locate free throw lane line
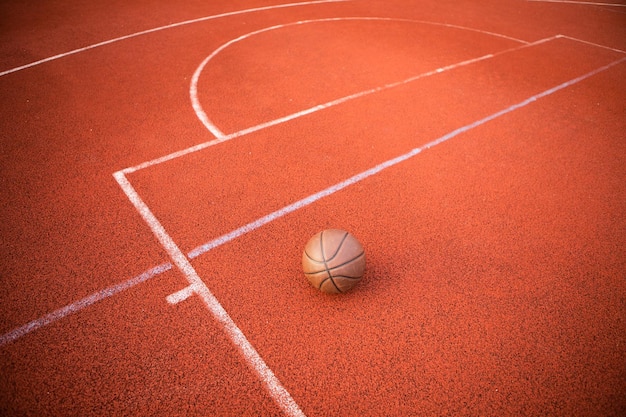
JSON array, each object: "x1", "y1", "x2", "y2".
[
  {"x1": 189, "y1": 16, "x2": 529, "y2": 140},
  {"x1": 125, "y1": 32, "x2": 545, "y2": 175},
  {"x1": 113, "y1": 171, "x2": 306, "y2": 417}
]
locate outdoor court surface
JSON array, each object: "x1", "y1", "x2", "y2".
[{"x1": 1, "y1": 0, "x2": 625, "y2": 415}]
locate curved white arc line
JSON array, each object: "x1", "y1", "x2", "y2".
[
  {"x1": 0, "y1": 0, "x2": 350, "y2": 77},
  {"x1": 189, "y1": 20, "x2": 311, "y2": 138},
  {"x1": 190, "y1": 55, "x2": 227, "y2": 139},
  {"x1": 191, "y1": 16, "x2": 530, "y2": 137}
]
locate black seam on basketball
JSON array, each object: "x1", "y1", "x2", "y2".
[
  {"x1": 329, "y1": 275, "x2": 342, "y2": 293},
  {"x1": 303, "y1": 249, "x2": 325, "y2": 264},
  {"x1": 304, "y1": 269, "x2": 330, "y2": 275},
  {"x1": 326, "y1": 251, "x2": 365, "y2": 273},
  {"x1": 325, "y1": 231, "x2": 350, "y2": 262},
  {"x1": 330, "y1": 275, "x2": 362, "y2": 280},
  {"x1": 320, "y1": 231, "x2": 343, "y2": 293},
  {"x1": 320, "y1": 231, "x2": 330, "y2": 271},
  {"x1": 320, "y1": 231, "x2": 326, "y2": 261},
  {"x1": 318, "y1": 276, "x2": 331, "y2": 289},
  {"x1": 318, "y1": 274, "x2": 342, "y2": 293}
]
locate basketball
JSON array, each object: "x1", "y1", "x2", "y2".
[{"x1": 302, "y1": 229, "x2": 366, "y2": 293}]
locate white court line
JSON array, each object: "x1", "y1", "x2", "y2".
[
  {"x1": 4, "y1": 17, "x2": 624, "y2": 413},
  {"x1": 3, "y1": 42, "x2": 623, "y2": 416},
  {"x1": 5, "y1": 34, "x2": 624, "y2": 345},
  {"x1": 128, "y1": 30, "x2": 539, "y2": 175},
  {"x1": 122, "y1": 55, "x2": 625, "y2": 414},
  {"x1": 185, "y1": 56, "x2": 626, "y2": 261},
  {"x1": 0, "y1": 263, "x2": 172, "y2": 347},
  {"x1": 558, "y1": 34, "x2": 626, "y2": 54},
  {"x1": 144, "y1": 53, "x2": 499, "y2": 172},
  {"x1": 0, "y1": 0, "x2": 350, "y2": 77},
  {"x1": 0, "y1": 20, "x2": 535, "y2": 352},
  {"x1": 189, "y1": 16, "x2": 529, "y2": 141},
  {"x1": 166, "y1": 285, "x2": 195, "y2": 304},
  {"x1": 3, "y1": 52, "x2": 622, "y2": 349},
  {"x1": 113, "y1": 172, "x2": 306, "y2": 417},
  {"x1": 527, "y1": 0, "x2": 626, "y2": 6}
]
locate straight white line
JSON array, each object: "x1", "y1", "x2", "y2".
[
  {"x1": 5, "y1": 39, "x2": 623, "y2": 353},
  {"x1": 186, "y1": 56, "x2": 626, "y2": 260},
  {"x1": 0, "y1": 0, "x2": 350, "y2": 77},
  {"x1": 3, "y1": 47, "x2": 622, "y2": 372},
  {"x1": 224, "y1": 54, "x2": 495, "y2": 139},
  {"x1": 188, "y1": 16, "x2": 529, "y2": 143},
  {"x1": 113, "y1": 171, "x2": 306, "y2": 417},
  {"x1": 528, "y1": 0, "x2": 626, "y2": 6},
  {"x1": 557, "y1": 34, "x2": 626, "y2": 54},
  {"x1": 124, "y1": 35, "x2": 555, "y2": 175},
  {"x1": 0, "y1": 263, "x2": 172, "y2": 347},
  {"x1": 166, "y1": 285, "x2": 196, "y2": 304}
]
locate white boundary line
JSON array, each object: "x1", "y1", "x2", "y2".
[
  {"x1": 527, "y1": 0, "x2": 626, "y2": 6},
  {"x1": 558, "y1": 34, "x2": 626, "y2": 54},
  {"x1": 3, "y1": 52, "x2": 623, "y2": 349},
  {"x1": 0, "y1": 0, "x2": 350, "y2": 77},
  {"x1": 113, "y1": 54, "x2": 625, "y2": 414},
  {"x1": 113, "y1": 171, "x2": 306, "y2": 417},
  {"x1": 126, "y1": 22, "x2": 536, "y2": 175},
  {"x1": 3, "y1": 14, "x2": 624, "y2": 413},
  {"x1": 184, "y1": 56, "x2": 626, "y2": 261},
  {"x1": 0, "y1": 263, "x2": 172, "y2": 347},
  {"x1": 189, "y1": 16, "x2": 529, "y2": 141},
  {"x1": 1, "y1": 22, "x2": 532, "y2": 348}
]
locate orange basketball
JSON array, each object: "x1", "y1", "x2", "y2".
[{"x1": 302, "y1": 229, "x2": 366, "y2": 293}]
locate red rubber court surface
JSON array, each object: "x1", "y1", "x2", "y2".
[{"x1": 1, "y1": 1, "x2": 625, "y2": 416}]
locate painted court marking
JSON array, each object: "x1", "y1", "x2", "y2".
[
  {"x1": 559, "y1": 34, "x2": 626, "y2": 54},
  {"x1": 527, "y1": 0, "x2": 626, "y2": 6},
  {"x1": 116, "y1": 53, "x2": 625, "y2": 416},
  {"x1": 0, "y1": 0, "x2": 626, "y2": 352},
  {"x1": 190, "y1": 16, "x2": 529, "y2": 140},
  {"x1": 182, "y1": 56, "x2": 625, "y2": 262},
  {"x1": 112, "y1": 30, "x2": 626, "y2": 415},
  {"x1": 166, "y1": 284, "x2": 195, "y2": 304},
  {"x1": 0, "y1": 263, "x2": 172, "y2": 347},
  {"x1": 113, "y1": 171, "x2": 307, "y2": 417},
  {"x1": 127, "y1": 20, "x2": 533, "y2": 175},
  {"x1": 0, "y1": 0, "x2": 349, "y2": 77},
  {"x1": 3, "y1": 52, "x2": 622, "y2": 347},
  {"x1": 0, "y1": 0, "x2": 350, "y2": 348},
  {"x1": 3, "y1": 12, "x2": 625, "y2": 415}
]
